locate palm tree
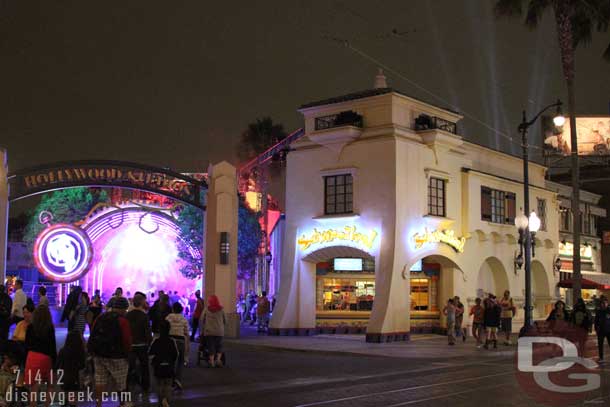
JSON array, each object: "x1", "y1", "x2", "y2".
[
  {"x1": 237, "y1": 117, "x2": 287, "y2": 163},
  {"x1": 495, "y1": 0, "x2": 610, "y2": 303}
]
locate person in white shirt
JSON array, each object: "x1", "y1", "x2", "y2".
[{"x1": 11, "y1": 280, "x2": 27, "y2": 324}]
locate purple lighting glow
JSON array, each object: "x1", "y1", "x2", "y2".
[{"x1": 82, "y1": 207, "x2": 201, "y2": 297}]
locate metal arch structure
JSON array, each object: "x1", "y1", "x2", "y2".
[{"x1": 7, "y1": 160, "x2": 207, "y2": 209}]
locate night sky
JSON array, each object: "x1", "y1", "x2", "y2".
[{"x1": 1, "y1": 0, "x2": 609, "y2": 174}]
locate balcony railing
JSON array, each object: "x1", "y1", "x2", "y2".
[
  {"x1": 315, "y1": 110, "x2": 363, "y2": 131},
  {"x1": 415, "y1": 114, "x2": 457, "y2": 134}
]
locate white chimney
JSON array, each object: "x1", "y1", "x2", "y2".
[{"x1": 374, "y1": 68, "x2": 387, "y2": 89}]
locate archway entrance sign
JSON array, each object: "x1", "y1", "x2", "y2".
[
  {"x1": 7, "y1": 160, "x2": 207, "y2": 209},
  {"x1": 0, "y1": 150, "x2": 240, "y2": 337}
]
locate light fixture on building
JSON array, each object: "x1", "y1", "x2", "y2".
[
  {"x1": 265, "y1": 250, "x2": 272, "y2": 265},
  {"x1": 514, "y1": 251, "x2": 524, "y2": 273},
  {"x1": 553, "y1": 102, "x2": 566, "y2": 127},
  {"x1": 553, "y1": 256, "x2": 562, "y2": 274}
]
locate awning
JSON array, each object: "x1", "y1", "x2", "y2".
[{"x1": 557, "y1": 277, "x2": 610, "y2": 290}]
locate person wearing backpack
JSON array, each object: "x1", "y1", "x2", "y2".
[
  {"x1": 148, "y1": 320, "x2": 178, "y2": 407},
  {"x1": 88, "y1": 296, "x2": 132, "y2": 407}
]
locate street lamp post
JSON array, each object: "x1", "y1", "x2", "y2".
[{"x1": 516, "y1": 100, "x2": 564, "y2": 331}]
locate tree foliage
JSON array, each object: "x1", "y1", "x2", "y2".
[
  {"x1": 494, "y1": 0, "x2": 610, "y2": 61},
  {"x1": 175, "y1": 204, "x2": 204, "y2": 279},
  {"x1": 174, "y1": 196, "x2": 263, "y2": 281},
  {"x1": 237, "y1": 117, "x2": 287, "y2": 162},
  {"x1": 23, "y1": 187, "x2": 109, "y2": 253},
  {"x1": 238, "y1": 195, "x2": 263, "y2": 281}
]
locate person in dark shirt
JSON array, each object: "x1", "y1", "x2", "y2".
[
  {"x1": 595, "y1": 297, "x2": 610, "y2": 363},
  {"x1": 126, "y1": 293, "x2": 152, "y2": 392},
  {"x1": 57, "y1": 330, "x2": 86, "y2": 406},
  {"x1": 149, "y1": 320, "x2": 178, "y2": 407},
  {"x1": 0, "y1": 285, "x2": 13, "y2": 349},
  {"x1": 24, "y1": 305, "x2": 57, "y2": 406},
  {"x1": 149, "y1": 294, "x2": 171, "y2": 337}
]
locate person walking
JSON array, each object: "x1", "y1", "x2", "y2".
[
  {"x1": 470, "y1": 297, "x2": 485, "y2": 348},
  {"x1": 571, "y1": 298, "x2": 592, "y2": 357},
  {"x1": 595, "y1": 297, "x2": 610, "y2": 363},
  {"x1": 62, "y1": 286, "x2": 82, "y2": 331},
  {"x1": 87, "y1": 296, "x2": 132, "y2": 407},
  {"x1": 483, "y1": 295, "x2": 501, "y2": 349},
  {"x1": 200, "y1": 295, "x2": 226, "y2": 367},
  {"x1": 189, "y1": 290, "x2": 204, "y2": 341},
  {"x1": 148, "y1": 320, "x2": 178, "y2": 407},
  {"x1": 442, "y1": 298, "x2": 456, "y2": 345},
  {"x1": 11, "y1": 280, "x2": 27, "y2": 326},
  {"x1": 24, "y1": 305, "x2": 57, "y2": 407},
  {"x1": 126, "y1": 293, "x2": 151, "y2": 394},
  {"x1": 87, "y1": 294, "x2": 103, "y2": 332},
  {"x1": 12, "y1": 303, "x2": 35, "y2": 343},
  {"x1": 454, "y1": 296, "x2": 466, "y2": 342},
  {"x1": 166, "y1": 302, "x2": 189, "y2": 390},
  {"x1": 547, "y1": 300, "x2": 570, "y2": 337},
  {"x1": 73, "y1": 292, "x2": 90, "y2": 337},
  {"x1": 57, "y1": 330, "x2": 86, "y2": 407},
  {"x1": 37, "y1": 286, "x2": 49, "y2": 308},
  {"x1": 0, "y1": 285, "x2": 13, "y2": 346},
  {"x1": 149, "y1": 294, "x2": 171, "y2": 338},
  {"x1": 499, "y1": 290, "x2": 516, "y2": 345},
  {"x1": 257, "y1": 292, "x2": 271, "y2": 333},
  {"x1": 107, "y1": 287, "x2": 125, "y2": 311}
]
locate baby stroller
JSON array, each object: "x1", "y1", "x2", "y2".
[{"x1": 196, "y1": 336, "x2": 226, "y2": 367}]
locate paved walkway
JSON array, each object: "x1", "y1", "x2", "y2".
[{"x1": 228, "y1": 328, "x2": 518, "y2": 360}]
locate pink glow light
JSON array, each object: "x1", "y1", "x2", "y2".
[{"x1": 84, "y1": 209, "x2": 200, "y2": 297}]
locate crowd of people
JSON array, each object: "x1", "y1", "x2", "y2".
[
  {"x1": 444, "y1": 290, "x2": 610, "y2": 362},
  {"x1": 0, "y1": 281, "x2": 236, "y2": 407},
  {"x1": 236, "y1": 291, "x2": 274, "y2": 333}
]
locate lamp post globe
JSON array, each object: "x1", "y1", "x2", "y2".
[
  {"x1": 515, "y1": 212, "x2": 529, "y2": 230},
  {"x1": 553, "y1": 114, "x2": 566, "y2": 127},
  {"x1": 528, "y1": 212, "x2": 541, "y2": 233}
]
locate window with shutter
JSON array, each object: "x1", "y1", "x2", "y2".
[
  {"x1": 481, "y1": 187, "x2": 492, "y2": 221},
  {"x1": 506, "y1": 193, "x2": 516, "y2": 225}
]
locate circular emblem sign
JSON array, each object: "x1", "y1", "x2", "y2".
[{"x1": 33, "y1": 224, "x2": 93, "y2": 283}]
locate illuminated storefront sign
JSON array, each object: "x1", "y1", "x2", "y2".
[
  {"x1": 558, "y1": 241, "x2": 593, "y2": 260},
  {"x1": 33, "y1": 224, "x2": 93, "y2": 283},
  {"x1": 413, "y1": 229, "x2": 466, "y2": 253},
  {"x1": 297, "y1": 226, "x2": 378, "y2": 251}
]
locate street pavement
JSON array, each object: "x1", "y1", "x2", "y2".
[
  {"x1": 42, "y1": 326, "x2": 610, "y2": 406},
  {"x1": 165, "y1": 327, "x2": 610, "y2": 407}
]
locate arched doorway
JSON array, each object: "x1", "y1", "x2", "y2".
[
  {"x1": 302, "y1": 245, "x2": 375, "y2": 333},
  {"x1": 409, "y1": 255, "x2": 463, "y2": 333},
  {"x1": 531, "y1": 260, "x2": 552, "y2": 319},
  {"x1": 476, "y1": 257, "x2": 510, "y2": 298}
]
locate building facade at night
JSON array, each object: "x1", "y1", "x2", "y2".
[
  {"x1": 271, "y1": 78, "x2": 562, "y2": 342},
  {"x1": 546, "y1": 181, "x2": 610, "y2": 304}
]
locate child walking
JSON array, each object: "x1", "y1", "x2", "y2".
[
  {"x1": 165, "y1": 302, "x2": 189, "y2": 390},
  {"x1": 149, "y1": 320, "x2": 178, "y2": 407}
]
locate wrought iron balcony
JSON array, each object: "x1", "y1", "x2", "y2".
[
  {"x1": 315, "y1": 110, "x2": 363, "y2": 131},
  {"x1": 415, "y1": 114, "x2": 457, "y2": 134}
]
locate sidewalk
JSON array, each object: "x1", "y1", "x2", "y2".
[{"x1": 227, "y1": 327, "x2": 518, "y2": 360}]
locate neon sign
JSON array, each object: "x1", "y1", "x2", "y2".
[
  {"x1": 413, "y1": 229, "x2": 466, "y2": 253},
  {"x1": 33, "y1": 224, "x2": 93, "y2": 282},
  {"x1": 297, "y1": 226, "x2": 378, "y2": 251}
]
